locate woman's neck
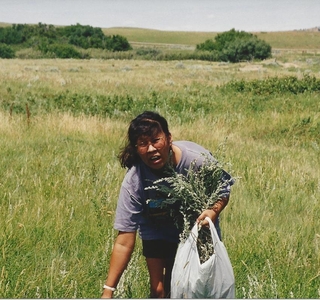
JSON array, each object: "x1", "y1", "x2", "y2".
[{"x1": 171, "y1": 144, "x2": 182, "y2": 167}]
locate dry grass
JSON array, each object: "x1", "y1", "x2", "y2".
[{"x1": 1, "y1": 54, "x2": 319, "y2": 101}]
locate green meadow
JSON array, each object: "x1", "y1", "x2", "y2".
[{"x1": 0, "y1": 28, "x2": 320, "y2": 298}]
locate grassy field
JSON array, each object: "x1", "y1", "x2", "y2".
[{"x1": 0, "y1": 28, "x2": 320, "y2": 298}]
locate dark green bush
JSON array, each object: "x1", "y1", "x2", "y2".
[
  {"x1": 197, "y1": 29, "x2": 254, "y2": 52},
  {"x1": 0, "y1": 43, "x2": 15, "y2": 58},
  {"x1": 214, "y1": 29, "x2": 254, "y2": 51},
  {"x1": 220, "y1": 37, "x2": 272, "y2": 62},
  {"x1": 196, "y1": 28, "x2": 272, "y2": 62},
  {"x1": 105, "y1": 35, "x2": 132, "y2": 52},
  {"x1": 0, "y1": 23, "x2": 58, "y2": 45},
  {"x1": 43, "y1": 44, "x2": 82, "y2": 59},
  {"x1": 59, "y1": 23, "x2": 105, "y2": 49},
  {"x1": 57, "y1": 24, "x2": 132, "y2": 51},
  {"x1": 0, "y1": 24, "x2": 26, "y2": 44},
  {"x1": 196, "y1": 39, "x2": 217, "y2": 51}
]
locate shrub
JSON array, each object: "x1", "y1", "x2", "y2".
[
  {"x1": 43, "y1": 44, "x2": 82, "y2": 59},
  {"x1": 0, "y1": 43, "x2": 15, "y2": 58},
  {"x1": 60, "y1": 23, "x2": 105, "y2": 49},
  {"x1": 214, "y1": 29, "x2": 254, "y2": 51},
  {"x1": 196, "y1": 28, "x2": 272, "y2": 62},
  {"x1": 0, "y1": 24, "x2": 25, "y2": 44},
  {"x1": 105, "y1": 35, "x2": 132, "y2": 52},
  {"x1": 196, "y1": 39, "x2": 217, "y2": 51},
  {"x1": 0, "y1": 23, "x2": 58, "y2": 45},
  {"x1": 58, "y1": 24, "x2": 132, "y2": 51},
  {"x1": 197, "y1": 29, "x2": 254, "y2": 52},
  {"x1": 220, "y1": 37, "x2": 272, "y2": 62}
]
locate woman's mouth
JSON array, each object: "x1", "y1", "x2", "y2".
[{"x1": 150, "y1": 155, "x2": 161, "y2": 162}]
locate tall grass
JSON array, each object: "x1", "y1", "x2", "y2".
[
  {"x1": 0, "y1": 53, "x2": 319, "y2": 298},
  {"x1": 1, "y1": 114, "x2": 119, "y2": 296}
]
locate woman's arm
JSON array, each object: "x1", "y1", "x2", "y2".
[
  {"x1": 196, "y1": 196, "x2": 230, "y2": 226},
  {"x1": 101, "y1": 231, "x2": 136, "y2": 298}
]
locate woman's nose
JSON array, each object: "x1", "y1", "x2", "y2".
[{"x1": 146, "y1": 143, "x2": 157, "y2": 152}]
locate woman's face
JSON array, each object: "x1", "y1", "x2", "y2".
[{"x1": 136, "y1": 131, "x2": 172, "y2": 170}]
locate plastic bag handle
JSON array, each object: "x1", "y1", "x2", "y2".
[
  {"x1": 204, "y1": 216, "x2": 221, "y2": 244},
  {"x1": 189, "y1": 217, "x2": 220, "y2": 245}
]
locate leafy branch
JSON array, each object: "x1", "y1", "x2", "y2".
[{"x1": 145, "y1": 152, "x2": 232, "y2": 242}]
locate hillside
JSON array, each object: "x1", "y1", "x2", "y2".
[
  {"x1": 101, "y1": 27, "x2": 320, "y2": 51},
  {"x1": 1, "y1": 21, "x2": 319, "y2": 50}
]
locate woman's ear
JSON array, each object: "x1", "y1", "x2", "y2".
[{"x1": 168, "y1": 134, "x2": 173, "y2": 145}]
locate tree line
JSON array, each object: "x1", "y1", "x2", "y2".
[
  {"x1": 0, "y1": 24, "x2": 272, "y2": 62},
  {"x1": 0, "y1": 23, "x2": 132, "y2": 58}
]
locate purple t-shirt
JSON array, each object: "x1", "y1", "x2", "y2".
[{"x1": 114, "y1": 141, "x2": 233, "y2": 243}]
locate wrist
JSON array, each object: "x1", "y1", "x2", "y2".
[
  {"x1": 211, "y1": 198, "x2": 228, "y2": 214},
  {"x1": 103, "y1": 285, "x2": 116, "y2": 292}
]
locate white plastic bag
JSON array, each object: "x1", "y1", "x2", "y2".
[{"x1": 171, "y1": 217, "x2": 235, "y2": 298}]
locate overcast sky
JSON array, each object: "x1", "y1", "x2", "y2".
[{"x1": 1, "y1": 0, "x2": 319, "y2": 32}]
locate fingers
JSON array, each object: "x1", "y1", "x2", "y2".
[
  {"x1": 197, "y1": 217, "x2": 209, "y2": 228},
  {"x1": 201, "y1": 219, "x2": 210, "y2": 228},
  {"x1": 197, "y1": 209, "x2": 217, "y2": 227}
]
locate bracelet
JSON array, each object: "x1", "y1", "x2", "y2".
[{"x1": 103, "y1": 285, "x2": 116, "y2": 291}]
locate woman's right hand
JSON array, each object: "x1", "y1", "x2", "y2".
[
  {"x1": 101, "y1": 231, "x2": 137, "y2": 298},
  {"x1": 101, "y1": 287, "x2": 114, "y2": 299}
]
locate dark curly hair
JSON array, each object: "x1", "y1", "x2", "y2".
[{"x1": 118, "y1": 111, "x2": 171, "y2": 168}]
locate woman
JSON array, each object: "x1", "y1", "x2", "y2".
[{"x1": 101, "y1": 111, "x2": 234, "y2": 298}]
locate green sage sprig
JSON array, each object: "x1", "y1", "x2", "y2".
[{"x1": 145, "y1": 153, "x2": 231, "y2": 242}]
